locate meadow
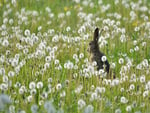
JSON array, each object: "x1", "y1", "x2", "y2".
[{"x1": 0, "y1": 0, "x2": 150, "y2": 113}]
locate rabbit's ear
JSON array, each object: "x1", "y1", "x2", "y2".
[{"x1": 93, "y1": 28, "x2": 99, "y2": 42}]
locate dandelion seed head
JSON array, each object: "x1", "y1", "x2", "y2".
[
  {"x1": 78, "y1": 99, "x2": 86, "y2": 109},
  {"x1": 75, "y1": 85, "x2": 83, "y2": 94},
  {"x1": 134, "y1": 27, "x2": 140, "y2": 32},
  {"x1": 48, "y1": 78, "x2": 53, "y2": 83},
  {"x1": 18, "y1": 110, "x2": 26, "y2": 113},
  {"x1": 24, "y1": 29, "x2": 30, "y2": 36},
  {"x1": 0, "y1": 83, "x2": 8, "y2": 91},
  {"x1": 143, "y1": 90, "x2": 149, "y2": 98},
  {"x1": 120, "y1": 96, "x2": 128, "y2": 104},
  {"x1": 41, "y1": 92, "x2": 48, "y2": 99},
  {"x1": 95, "y1": 87, "x2": 105, "y2": 94},
  {"x1": 29, "y1": 82, "x2": 36, "y2": 89},
  {"x1": 2, "y1": 39, "x2": 9, "y2": 47},
  {"x1": 84, "y1": 105, "x2": 94, "y2": 113},
  {"x1": 66, "y1": 26, "x2": 71, "y2": 32},
  {"x1": 134, "y1": 46, "x2": 139, "y2": 51},
  {"x1": 37, "y1": 81, "x2": 43, "y2": 89},
  {"x1": 38, "y1": 100, "x2": 44, "y2": 106},
  {"x1": 90, "y1": 92, "x2": 98, "y2": 101},
  {"x1": 3, "y1": 76, "x2": 8, "y2": 83},
  {"x1": 115, "y1": 108, "x2": 121, "y2": 113},
  {"x1": 45, "y1": 56, "x2": 51, "y2": 62},
  {"x1": 79, "y1": 53, "x2": 84, "y2": 59},
  {"x1": 140, "y1": 75, "x2": 145, "y2": 83},
  {"x1": 9, "y1": 105, "x2": 15, "y2": 113},
  {"x1": 111, "y1": 62, "x2": 116, "y2": 69},
  {"x1": 101, "y1": 56, "x2": 107, "y2": 62},
  {"x1": 129, "y1": 84, "x2": 135, "y2": 90},
  {"x1": 31, "y1": 104, "x2": 38, "y2": 113},
  {"x1": 73, "y1": 54, "x2": 78, "y2": 59},
  {"x1": 91, "y1": 85, "x2": 95, "y2": 90},
  {"x1": 58, "y1": 13, "x2": 65, "y2": 18},
  {"x1": 126, "y1": 105, "x2": 132, "y2": 112},
  {"x1": 98, "y1": 69, "x2": 105, "y2": 75},
  {"x1": 92, "y1": 61, "x2": 97, "y2": 66},
  {"x1": 27, "y1": 95, "x2": 33, "y2": 102},
  {"x1": 19, "y1": 88, "x2": 24, "y2": 94},
  {"x1": 8, "y1": 71, "x2": 15, "y2": 77},
  {"x1": 56, "y1": 83, "x2": 62, "y2": 91},
  {"x1": 119, "y1": 58, "x2": 124, "y2": 64},
  {"x1": 66, "y1": 11, "x2": 71, "y2": 16},
  {"x1": 60, "y1": 91, "x2": 66, "y2": 98},
  {"x1": 120, "y1": 34, "x2": 126, "y2": 43},
  {"x1": 55, "y1": 59, "x2": 59, "y2": 65},
  {"x1": 38, "y1": 26, "x2": 42, "y2": 31}
]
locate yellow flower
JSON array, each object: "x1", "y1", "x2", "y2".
[
  {"x1": 64, "y1": 6, "x2": 68, "y2": 11},
  {"x1": 132, "y1": 21, "x2": 138, "y2": 26}
]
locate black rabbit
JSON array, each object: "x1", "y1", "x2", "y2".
[{"x1": 88, "y1": 28, "x2": 110, "y2": 74}]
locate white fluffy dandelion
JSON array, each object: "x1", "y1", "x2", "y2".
[
  {"x1": 143, "y1": 90, "x2": 149, "y2": 98},
  {"x1": 19, "y1": 88, "x2": 24, "y2": 95},
  {"x1": 37, "y1": 81, "x2": 43, "y2": 89},
  {"x1": 120, "y1": 96, "x2": 128, "y2": 104},
  {"x1": 8, "y1": 71, "x2": 15, "y2": 77},
  {"x1": 45, "y1": 56, "x2": 51, "y2": 62},
  {"x1": 140, "y1": 75, "x2": 145, "y2": 83},
  {"x1": 56, "y1": 83, "x2": 62, "y2": 90},
  {"x1": 90, "y1": 92, "x2": 98, "y2": 101},
  {"x1": 30, "y1": 89, "x2": 37, "y2": 95},
  {"x1": 24, "y1": 29, "x2": 31, "y2": 36},
  {"x1": 29, "y1": 82, "x2": 36, "y2": 89},
  {"x1": 27, "y1": 95, "x2": 33, "y2": 102},
  {"x1": 119, "y1": 58, "x2": 124, "y2": 64},
  {"x1": 2, "y1": 76, "x2": 8, "y2": 83},
  {"x1": 78, "y1": 99, "x2": 86, "y2": 109},
  {"x1": 129, "y1": 84, "x2": 135, "y2": 90},
  {"x1": 73, "y1": 54, "x2": 78, "y2": 59},
  {"x1": 84, "y1": 105, "x2": 94, "y2": 113},
  {"x1": 101, "y1": 56, "x2": 107, "y2": 62},
  {"x1": 115, "y1": 108, "x2": 121, "y2": 113},
  {"x1": 126, "y1": 105, "x2": 132, "y2": 112},
  {"x1": 2, "y1": 39, "x2": 9, "y2": 47},
  {"x1": 79, "y1": 53, "x2": 84, "y2": 59}
]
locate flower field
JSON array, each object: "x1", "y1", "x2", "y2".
[{"x1": 0, "y1": 0, "x2": 150, "y2": 113}]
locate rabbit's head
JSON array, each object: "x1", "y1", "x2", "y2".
[{"x1": 88, "y1": 28, "x2": 102, "y2": 53}]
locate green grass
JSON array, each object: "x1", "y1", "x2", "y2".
[{"x1": 0, "y1": 0, "x2": 150, "y2": 113}]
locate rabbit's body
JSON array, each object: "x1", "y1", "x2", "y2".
[
  {"x1": 88, "y1": 28, "x2": 110, "y2": 74},
  {"x1": 91, "y1": 50, "x2": 109, "y2": 73}
]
